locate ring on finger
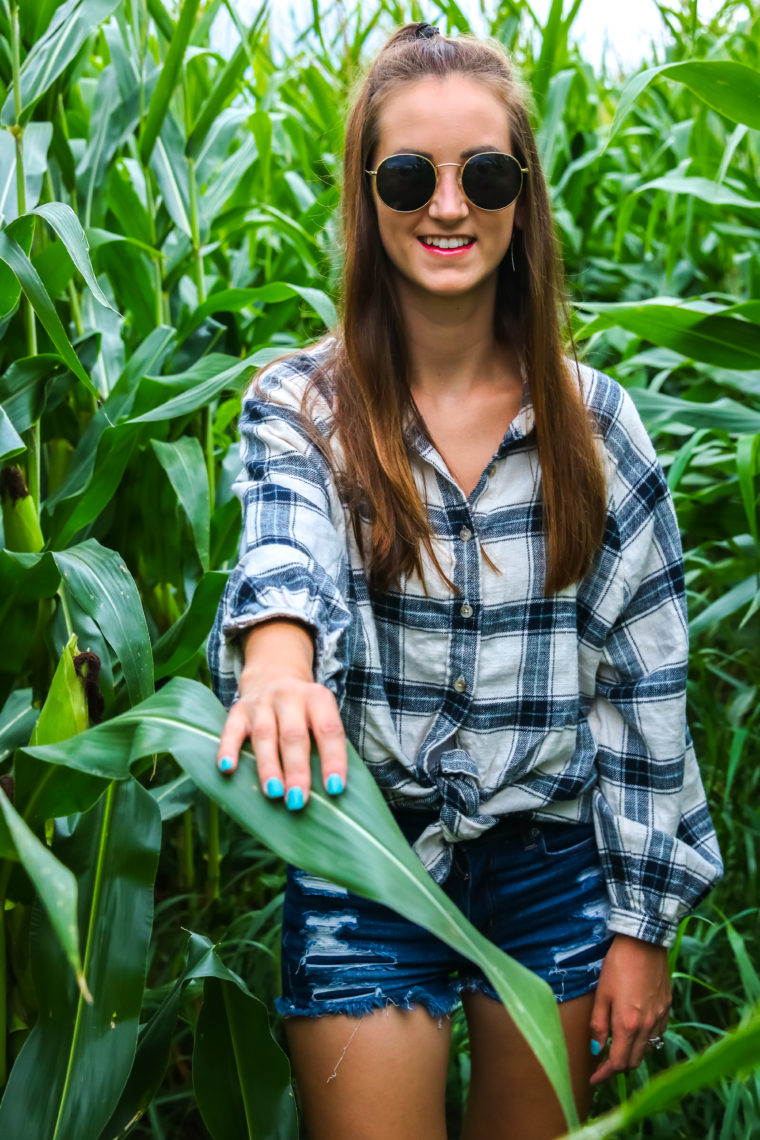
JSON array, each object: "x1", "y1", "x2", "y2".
[{"x1": 647, "y1": 1036, "x2": 665, "y2": 1050}]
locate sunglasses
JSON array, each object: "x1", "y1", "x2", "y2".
[{"x1": 365, "y1": 151, "x2": 528, "y2": 213}]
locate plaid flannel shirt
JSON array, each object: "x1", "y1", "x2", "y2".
[{"x1": 208, "y1": 338, "x2": 723, "y2": 948}]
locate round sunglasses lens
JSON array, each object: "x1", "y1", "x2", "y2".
[
  {"x1": 462, "y1": 153, "x2": 522, "y2": 210},
  {"x1": 375, "y1": 155, "x2": 435, "y2": 212}
]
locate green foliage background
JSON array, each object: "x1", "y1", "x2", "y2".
[{"x1": 0, "y1": 0, "x2": 758, "y2": 1136}]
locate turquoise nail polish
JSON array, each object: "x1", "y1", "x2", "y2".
[
  {"x1": 326, "y1": 774, "x2": 344, "y2": 796},
  {"x1": 218, "y1": 756, "x2": 234, "y2": 773},
  {"x1": 286, "y1": 786, "x2": 305, "y2": 811},
  {"x1": 590, "y1": 1039, "x2": 601, "y2": 1056},
  {"x1": 266, "y1": 777, "x2": 284, "y2": 798}
]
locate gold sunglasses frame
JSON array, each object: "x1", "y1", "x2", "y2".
[{"x1": 365, "y1": 151, "x2": 529, "y2": 213}]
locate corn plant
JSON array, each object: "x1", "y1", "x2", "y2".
[{"x1": 0, "y1": 0, "x2": 758, "y2": 1136}]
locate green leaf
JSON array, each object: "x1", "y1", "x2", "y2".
[
  {"x1": 725, "y1": 919, "x2": 760, "y2": 1004},
  {"x1": 0, "y1": 689, "x2": 39, "y2": 763},
  {"x1": 288, "y1": 282, "x2": 337, "y2": 330},
  {"x1": 0, "y1": 0, "x2": 122, "y2": 125},
  {"x1": 21, "y1": 679, "x2": 579, "y2": 1130},
  {"x1": 146, "y1": 0, "x2": 174, "y2": 41},
  {"x1": 185, "y1": 1, "x2": 268, "y2": 158},
  {"x1": 76, "y1": 67, "x2": 141, "y2": 230},
  {"x1": 638, "y1": 175, "x2": 760, "y2": 212},
  {"x1": 0, "y1": 785, "x2": 85, "y2": 993},
  {"x1": 29, "y1": 633, "x2": 89, "y2": 747},
  {"x1": 32, "y1": 202, "x2": 118, "y2": 311},
  {"x1": 1, "y1": 640, "x2": 89, "y2": 992},
  {"x1": 0, "y1": 353, "x2": 62, "y2": 434},
  {"x1": 0, "y1": 228, "x2": 102, "y2": 403},
  {"x1": 608, "y1": 60, "x2": 760, "y2": 147},
  {"x1": 0, "y1": 122, "x2": 52, "y2": 223},
  {"x1": 629, "y1": 390, "x2": 760, "y2": 436},
  {"x1": 197, "y1": 135, "x2": 257, "y2": 231},
  {"x1": 149, "y1": 772, "x2": 197, "y2": 821},
  {"x1": 54, "y1": 540, "x2": 154, "y2": 706},
  {"x1": 177, "y1": 283, "x2": 296, "y2": 341},
  {"x1": 577, "y1": 301, "x2": 760, "y2": 372},
  {"x1": 0, "y1": 405, "x2": 25, "y2": 462},
  {"x1": 736, "y1": 434, "x2": 760, "y2": 544},
  {"x1": 153, "y1": 570, "x2": 227, "y2": 680},
  {"x1": 53, "y1": 425, "x2": 141, "y2": 548},
  {"x1": 0, "y1": 213, "x2": 34, "y2": 320},
  {"x1": 139, "y1": 0, "x2": 201, "y2": 165},
  {"x1": 98, "y1": 930, "x2": 292, "y2": 1140},
  {"x1": 129, "y1": 354, "x2": 264, "y2": 424},
  {"x1": 0, "y1": 548, "x2": 60, "y2": 602},
  {"x1": 151, "y1": 436, "x2": 210, "y2": 571},
  {"x1": 561, "y1": 1003, "x2": 760, "y2": 1139},
  {"x1": 149, "y1": 119, "x2": 192, "y2": 236},
  {"x1": 0, "y1": 466, "x2": 44, "y2": 552},
  {"x1": 85, "y1": 225, "x2": 157, "y2": 259},
  {"x1": 194, "y1": 976, "x2": 298, "y2": 1140},
  {"x1": 13, "y1": 630, "x2": 105, "y2": 849},
  {"x1": 0, "y1": 552, "x2": 59, "y2": 689},
  {"x1": 0, "y1": 780, "x2": 161, "y2": 1140},
  {"x1": 690, "y1": 576, "x2": 759, "y2": 637},
  {"x1": 0, "y1": 126, "x2": 16, "y2": 224}
]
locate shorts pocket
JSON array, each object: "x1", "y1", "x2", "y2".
[{"x1": 539, "y1": 821, "x2": 596, "y2": 857}]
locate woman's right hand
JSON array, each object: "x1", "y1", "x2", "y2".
[{"x1": 215, "y1": 619, "x2": 347, "y2": 809}]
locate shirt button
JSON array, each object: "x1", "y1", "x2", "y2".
[
  {"x1": 460, "y1": 602, "x2": 473, "y2": 618},
  {"x1": 459, "y1": 526, "x2": 472, "y2": 542},
  {"x1": 487, "y1": 464, "x2": 496, "y2": 477},
  {"x1": 453, "y1": 676, "x2": 467, "y2": 693}
]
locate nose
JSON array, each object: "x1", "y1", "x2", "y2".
[{"x1": 428, "y1": 164, "x2": 468, "y2": 220}]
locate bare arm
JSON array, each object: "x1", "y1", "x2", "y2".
[{"x1": 215, "y1": 618, "x2": 347, "y2": 808}]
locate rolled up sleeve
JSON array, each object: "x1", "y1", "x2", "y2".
[{"x1": 207, "y1": 360, "x2": 352, "y2": 709}]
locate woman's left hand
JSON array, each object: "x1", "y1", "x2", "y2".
[{"x1": 589, "y1": 932, "x2": 672, "y2": 1085}]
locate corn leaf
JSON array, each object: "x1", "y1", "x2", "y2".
[
  {"x1": 20, "y1": 678, "x2": 580, "y2": 1131},
  {"x1": 0, "y1": 0, "x2": 121, "y2": 125}
]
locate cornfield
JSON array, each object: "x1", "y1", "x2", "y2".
[{"x1": 0, "y1": 0, "x2": 758, "y2": 1136}]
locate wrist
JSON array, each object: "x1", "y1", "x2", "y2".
[
  {"x1": 239, "y1": 658, "x2": 314, "y2": 692},
  {"x1": 238, "y1": 618, "x2": 316, "y2": 691},
  {"x1": 612, "y1": 932, "x2": 667, "y2": 954}
]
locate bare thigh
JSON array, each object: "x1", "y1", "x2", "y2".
[
  {"x1": 285, "y1": 1006, "x2": 452, "y2": 1140},
  {"x1": 461, "y1": 989, "x2": 596, "y2": 1140}
]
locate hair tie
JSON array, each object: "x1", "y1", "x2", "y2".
[{"x1": 415, "y1": 23, "x2": 440, "y2": 39}]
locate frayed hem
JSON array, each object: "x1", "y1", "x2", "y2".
[
  {"x1": 456, "y1": 975, "x2": 602, "y2": 1005},
  {"x1": 555, "y1": 976, "x2": 601, "y2": 1004},
  {"x1": 275, "y1": 986, "x2": 456, "y2": 1021},
  {"x1": 456, "y1": 977, "x2": 499, "y2": 1002}
]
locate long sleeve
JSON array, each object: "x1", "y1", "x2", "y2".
[
  {"x1": 589, "y1": 388, "x2": 723, "y2": 948},
  {"x1": 207, "y1": 355, "x2": 353, "y2": 709}
]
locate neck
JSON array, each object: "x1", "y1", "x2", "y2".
[{"x1": 393, "y1": 272, "x2": 512, "y2": 398}]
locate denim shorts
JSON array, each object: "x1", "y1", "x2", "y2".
[{"x1": 276, "y1": 810, "x2": 613, "y2": 1020}]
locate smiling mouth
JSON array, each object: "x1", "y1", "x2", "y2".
[{"x1": 418, "y1": 236, "x2": 475, "y2": 250}]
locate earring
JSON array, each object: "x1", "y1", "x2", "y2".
[{"x1": 510, "y1": 238, "x2": 516, "y2": 273}]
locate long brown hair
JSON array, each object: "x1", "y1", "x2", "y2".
[{"x1": 301, "y1": 23, "x2": 606, "y2": 595}]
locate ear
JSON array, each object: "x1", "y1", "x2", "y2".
[{"x1": 513, "y1": 200, "x2": 526, "y2": 232}]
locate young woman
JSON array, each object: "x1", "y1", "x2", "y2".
[{"x1": 209, "y1": 23, "x2": 723, "y2": 1140}]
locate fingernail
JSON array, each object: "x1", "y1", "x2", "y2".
[
  {"x1": 590, "y1": 1039, "x2": 602, "y2": 1056},
  {"x1": 286, "y1": 787, "x2": 305, "y2": 811},
  {"x1": 325, "y1": 774, "x2": 344, "y2": 795},
  {"x1": 266, "y1": 777, "x2": 284, "y2": 798},
  {"x1": 218, "y1": 756, "x2": 234, "y2": 774}
]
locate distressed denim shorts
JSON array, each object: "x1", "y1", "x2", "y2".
[{"x1": 276, "y1": 810, "x2": 614, "y2": 1020}]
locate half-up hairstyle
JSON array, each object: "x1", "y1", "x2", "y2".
[{"x1": 304, "y1": 22, "x2": 607, "y2": 595}]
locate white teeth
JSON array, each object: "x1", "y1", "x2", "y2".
[{"x1": 422, "y1": 236, "x2": 472, "y2": 249}]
